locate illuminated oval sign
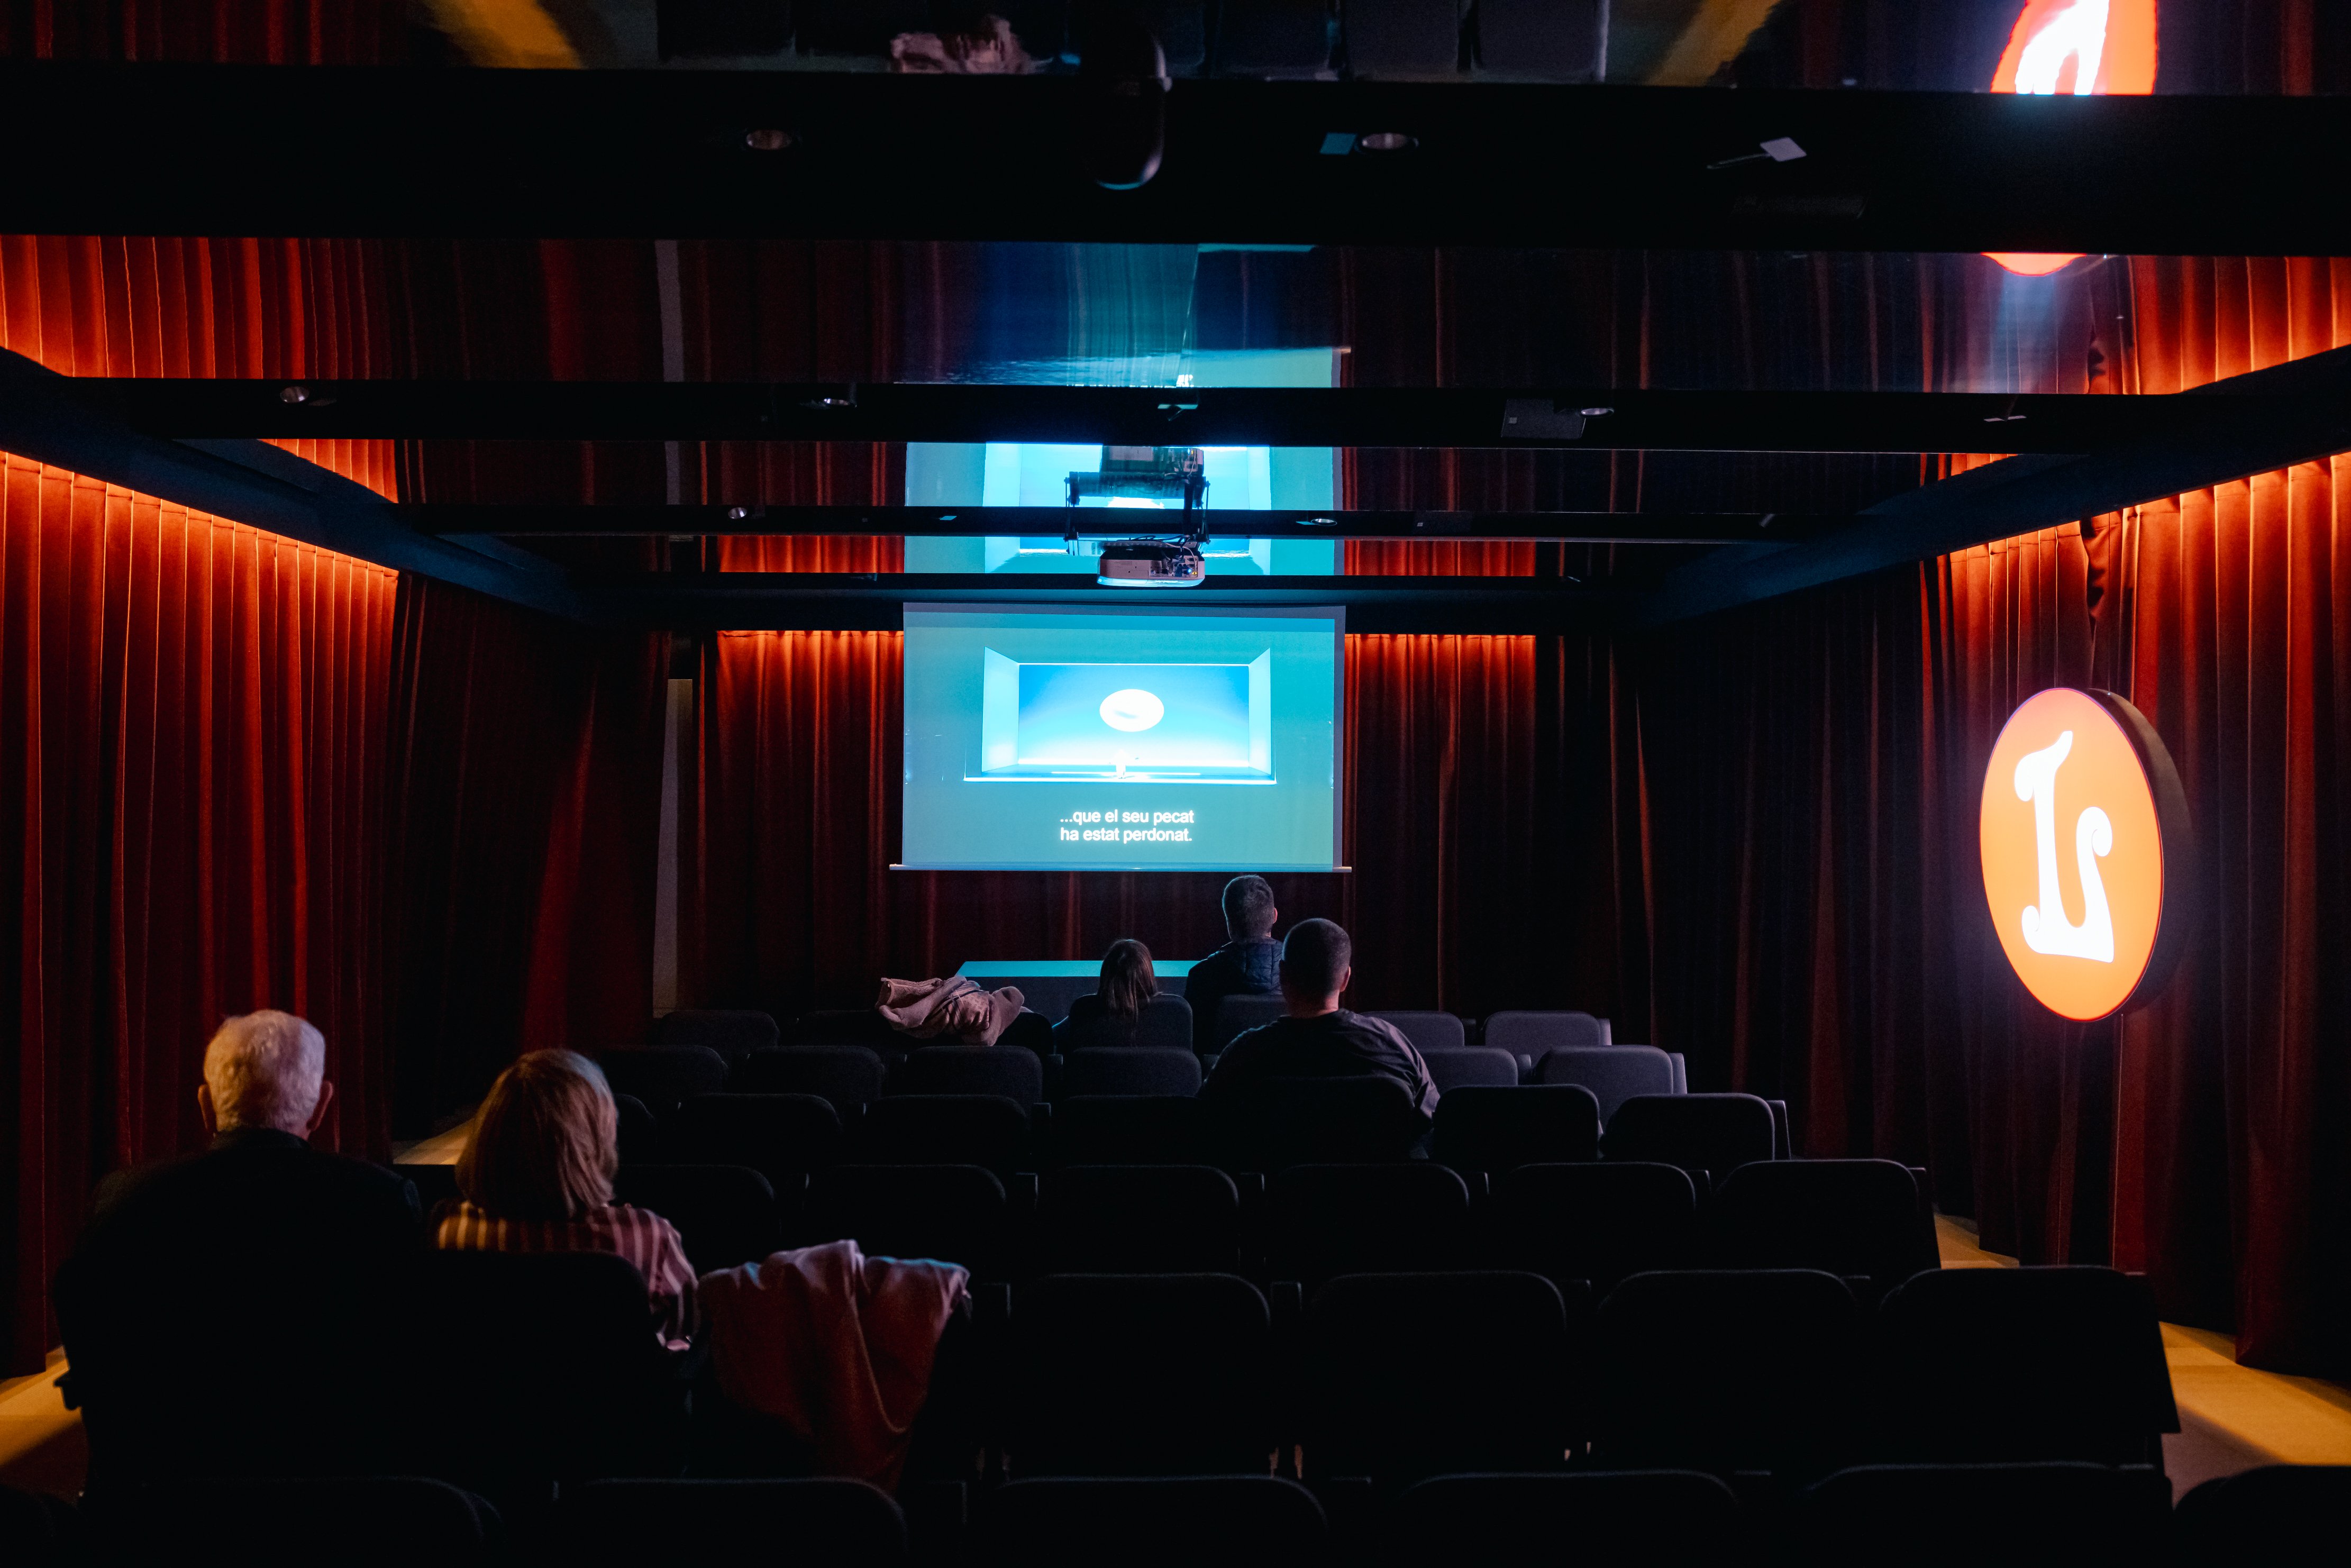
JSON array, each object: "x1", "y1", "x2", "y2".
[
  {"x1": 1979, "y1": 687, "x2": 2191, "y2": 1020},
  {"x1": 1984, "y1": 0, "x2": 2159, "y2": 278}
]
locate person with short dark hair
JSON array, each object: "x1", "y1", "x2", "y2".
[
  {"x1": 1200, "y1": 917, "x2": 1438, "y2": 1122},
  {"x1": 1053, "y1": 937, "x2": 1160, "y2": 1049},
  {"x1": 1182, "y1": 874, "x2": 1283, "y2": 1052}
]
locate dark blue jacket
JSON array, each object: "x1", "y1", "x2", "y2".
[{"x1": 1182, "y1": 936, "x2": 1282, "y2": 1052}]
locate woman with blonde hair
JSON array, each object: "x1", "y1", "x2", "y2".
[{"x1": 435, "y1": 1049, "x2": 698, "y2": 1346}]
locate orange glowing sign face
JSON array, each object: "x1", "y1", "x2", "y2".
[
  {"x1": 1985, "y1": 0, "x2": 2158, "y2": 278},
  {"x1": 1979, "y1": 688, "x2": 2190, "y2": 1021}
]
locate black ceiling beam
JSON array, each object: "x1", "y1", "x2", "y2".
[
  {"x1": 1641, "y1": 343, "x2": 2351, "y2": 623},
  {"x1": 577, "y1": 572, "x2": 1616, "y2": 634},
  {"x1": 0, "y1": 350, "x2": 592, "y2": 621},
  {"x1": 3, "y1": 63, "x2": 2349, "y2": 253},
  {"x1": 416, "y1": 503, "x2": 1839, "y2": 543},
  {"x1": 54, "y1": 379, "x2": 2328, "y2": 457}
]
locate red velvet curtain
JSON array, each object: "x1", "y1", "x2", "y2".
[{"x1": 0, "y1": 235, "x2": 402, "y2": 1373}]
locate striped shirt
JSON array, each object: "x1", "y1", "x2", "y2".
[{"x1": 433, "y1": 1200, "x2": 700, "y2": 1348}]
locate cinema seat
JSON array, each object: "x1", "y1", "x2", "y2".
[
  {"x1": 554, "y1": 1478, "x2": 906, "y2": 1566},
  {"x1": 1871, "y1": 1268, "x2": 2179, "y2": 1465},
  {"x1": 666, "y1": 1093, "x2": 844, "y2": 1190},
  {"x1": 1301, "y1": 1271, "x2": 1580, "y2": 1482},
  {"x1": 1798, "y1": 1463, "x2": 2171, "y2": 1568},
  {"x1": 1213, "y1": 0, "x2": 1335, "y2": 77},
  {"x1": 0, "y1": 1481, "x2": 76, "y2": 1568},
  {"x1": 1471, "y1": 0, "x2": 1605, "y2": 80},
  {"x1": 95, "y1": 1477, "x2": 500, "y2": 1567},
  {"x1": 1486, "y1": 1009, "x2": 1610, "y2": 1057},
  {"x1": 1073, "y1": 0, "x2": 1211, "y2": 73},
  {"x1": 1430, "y1": 1083, "x2": 1601, "y2": 1175},
  {"x1": 1601, "y1": 1093, "x2": 1776, "y2": 1190},
  {"x1": 1057, "y1": 1046, "x2": 1202, "y2": 1099},
  {"x1": 1265, "y1": 1163, "x2": 1471, "y2": 1287},
  {"x1": 803, "y1": 1164, "x2": 1010, "y2": 1278},
  {"x1": 399, "y1": 1251, "x2": 688, "y2": 1496},
  {"x1": 1592, "y1": 1269, "x2": 1863, "y2": 1477},
  {"x1": 1710, "y1": 1159, "x2": 1938, "y2": 1300},
  {"x1": 1492, "y1": 1161, "x2": 1699, "y2": 1294},
  {"x1": 396, "y1": 1160, "x2": 461, "y2": 1220},
  {"x1": 973, "y1": 1476, "x2": 1325, "y2": 1567},
  {"x1": 1052, "y1": 1095, "x2": 1218, "y2": 1165},
  {"x1": 1532, "y1": 1045, "x2": 1674, "y2": 1119},
  {"x1": 1366, "y1": 1009, "x2": 1469, "y2": 1055},
  {"x1": 728, "y1": 1045, "x2": 887, "y2": 1117},
  {"x1": 1225, "y1": 1075, "x2": 1424, "y2": 1170},
  {"x1": 598, "y1": 1045, "x2": 731, "y2": 1116},
  {"x1": 1037, "y1": 1165, "x2": 1243, "y2": 1274},
  {"x1": 1341, "y1": 0, "x2": 1460, "y2": 78},
  {"x1": 1010, "y1": 1274, "x2": 1277, "y2": 1475},
  {"x1": 856, "y1": 1094, "x2": 1033, "y2": 1175},
  {"x1": 2176, "y1": 1465, "x2": 2351, "y2": 1567},
  {"x1": 1385, "y1": 1471, "x2": 1741, "y2": 1568},
  {"x1": 648, "y1": 1008, "x2": 779, "y2": 1064},
  {"x1": 1419, "y1": 1046, "x2": 1521, "y2": 1093},
  {"x1": 1210, "y1": 992, "x2": 1286, "y2": 1050},
  {"x1": 614, "y1": 1092, "x2": 661, "y2": 1164},
  {"x1": 612, "y1": 1163, "x2": 781, "y2": 1274},
  {"x1": 896, "y1": 1044, "x2": 1045, "y2": 1106}
]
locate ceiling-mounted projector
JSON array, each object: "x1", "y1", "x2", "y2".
[
  {"x1": 1096, "y1": 536, "x2": 1207, "y2": 587},
  {"x1": 1068, "y1": 446, "x2": 1213, "y2": 587}
]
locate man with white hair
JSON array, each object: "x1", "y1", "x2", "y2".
[{"x1": 58, "y1": 1010, "x2": 420, "y2": 1484}]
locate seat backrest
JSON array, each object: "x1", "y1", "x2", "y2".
[
  {"x1": 855, "y1": 1094, "x2": 1032, "y2": 1175},
  {"x1": 649, "y1": 1009, "x2": 779, "y2": 1063},
  {"x1": 613, "y1": 1093, "x2": 660, "y2": 1164},
  {"x1": 1472, "y1": 0, "x2": 1606, "y2": 80},
  {"x1": 399, "y1": 1251, "x2": 680, "y2": 1490},
  {"x1": 397, "y1": 1161, "x2": 461, "y2": 1221},
  {"x1": 1132, "y1": 993, "x2": 1193, "y2": 1051},
  {"x1": 1302, "y1": 1270, "x2": 1579, "y2": 1482},
  {"x1": 1264, "y1": 1163, "x2": 1472, "y2": 1287},
  {"x1": 1225, "y1": 1074, "x2": 1424, "y2": 1171},
  {"x1": 666, "y1": 1093, "x2": 844, "y2": 1188},
  {"x1": 1388, "y1": 1470, "x2": 1741, "y2": 1566},
  {"x1": 1038, "y1": 1165, "x2": 1242, "y2": 1274},
  {"x1": 1711, "y1": 1159, "x2": 1935, "y2": 1296},
  {"x1": 1418, "y1": 1046, "x2": 1520, "y2": 1093},
  {"x1": 1058, "y1": 1047, "x2": 1202, "y2": 1100},
  {"x1": 1213, "y1": 0, "x2": 1334, "y2": 76},
  {"x1": 1341, "y1": 0, "x2": 1463, "y2": 80},
  {"x1": 0, "y1": 1482, "x2": 76, "y2": 1567},
  {"x1": 1532, "y1": 1045, "x2": 1673, "y2": 1119},
  {"x1": 972, "y1": 1475, "x2": 1324, "y2": 1568},
  {"x1": 1072, "y1": 0, "x2": 1210, "y2": 76},
  {"x1": 1365, "y1": 1010, "x2": 1469, "y2": 1055},
  {"x1": 103, "y1": 1476, "x2": 502, "y2": 1568},
  {"x1": 1593, "y1": 1269, "x2": 1863, "y2": 1475},
  {"x1": 1800, "y1": 1462, "x2": 2170, "y2": 1568},
  {"x1": 728, "y1": 1046, "x2": 887, "y2": 1115},
  {"x1": 803, "y1": 1164, "x2": 1009, "y2": 1279},
  {"x1": 1010, "y1": 1273, "x2": 1274, "y2": 1475},
  {"x1": 896, "y1": 1044, "x2": 1045, "y2": 1106},
  {"x1": 554, "y1": 1478, "x2": 906, "y2": 1566},
  {"x1": 1051, "y1": 1096, "x2": 1217, "y2": 1166},
  {"x1": 1493, "y1": 1162, "x2": 1699, "y2": 1295},
  {"x1": 598, "y1": 1045, "x2": 730, "y2": 1116},
  {"x1": 610, "y1": 1163, "x2": 780, "y2": 1275},
  {"x1": 2177, "y1": 1465, "x2": 2351, "y2": 1568},
  {"x1": 1602, "y1": 1093, "x2": 1775, "y2": 1188},
  {"x1": 1430, "y1": 1084, "x2": 1600, "y2": 1174},
  {"x1": 1871, "y1": 1268, "x2": 2179, "y2": 1465},
  {"x1": 1487, "y1": 1010, "x2": 1611, "y2": 1054},
  {"x1": 1210, "y1": 992, "x2": 1287, "y2": 1050}
]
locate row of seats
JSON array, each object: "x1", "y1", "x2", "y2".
[
  {"x1": 659, "y1": 0, "x2": 1608, "y2": 83},
  {"x1": 39, "y1": 1461, "x2": 2334, "y2": 1568},
  {"x1": 481, "y1": 1156, "x2": 1938, "y2": 1296}
]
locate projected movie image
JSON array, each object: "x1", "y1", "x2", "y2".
[{"x1": 903, "y1": 606, "x2": 1341, "y2": 871}]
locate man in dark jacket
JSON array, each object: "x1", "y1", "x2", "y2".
[
  {"x1": 1183, "y1": 874, "x2": 1284, "y2": 1052},
  {"x1": 1201, "y1": 917, "x2": 1439, "y2": 1126},
  {"x1": 57, "y1": 1010, "x2": 421, "y2": 1487}
]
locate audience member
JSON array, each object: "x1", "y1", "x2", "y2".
[
  {"x1": 57, "y1": 1010, "x2": 421, "y2": 1483},
  {"x1": 1183, "y1": 874, "x2": 1283, "y2": 1052},
  {"x1": 1200, "y1": 918, "x2": 1438, "y2": 1122},
  {"x1": 1052, "y1": 937, "x2": 1159, "y2": 1049},
  {"x1": 434, "y1": 1050, "x2": 699, "y2": 1348}
]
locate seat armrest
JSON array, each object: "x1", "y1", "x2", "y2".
[
  {"x1": 1666, "y1": 1051, "x2": 1688, "y2": 1095},
  {"x1": 1766, "y1": 1099, "x2": 1791, "y2": 1159}
]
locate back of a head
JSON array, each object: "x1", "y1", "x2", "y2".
[
  {"x1": 459, "y1": 1050, "x2": 617, "y2": 1223},
  {"x1": 1281, "y1": 918, "x2": 1351, "y2": 1000},
  {"x1": 1222, "y1": 874, "x2": 1277, "y2": 939},
  {"x1": 203, "y1": 1010, "x2": 327, "y2": 1136},
  {"x1": 1098, "y1": 937, "x2": 1157, "y2": 1022}
]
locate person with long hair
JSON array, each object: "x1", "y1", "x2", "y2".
[
  {"x1": 1052, "y1": 937, "x2": 1160, "y2": 1048},
  {"x1": 434, "y1": 1049, "x2": 698, "y2": 1346}
]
